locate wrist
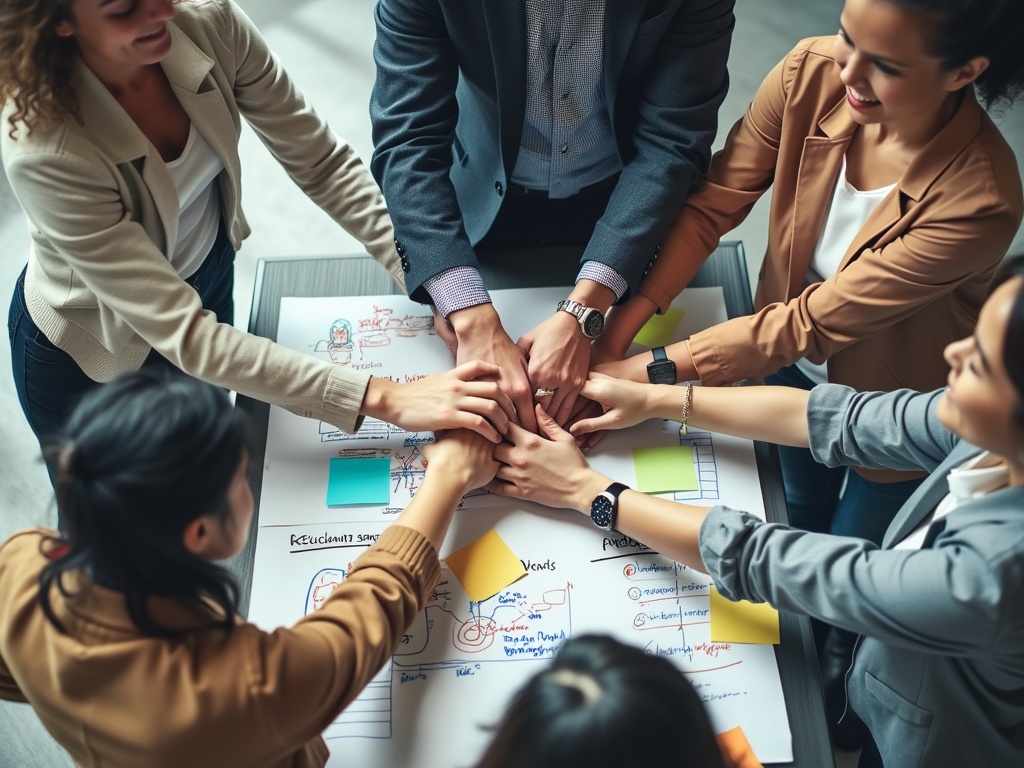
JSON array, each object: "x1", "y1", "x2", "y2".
[
  {"x1": 567, "y1": 280, "x2": 615, "y2": 314},
  {"x1": 449, "y1": 302, "x2": 500, "y2": 338},
  {"x1": 574, "y1": 471, "x2": 614, "y2": 516},
  {"x1": 362, "y1": 376, "x2": 398, "y2": 422}
]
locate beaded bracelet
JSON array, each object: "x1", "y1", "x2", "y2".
[{"x1": 679, "y1": 382, "x2": 693, "y2": 435}]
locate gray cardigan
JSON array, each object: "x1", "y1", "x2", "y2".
[{"x1": 700, "y1": 385, "x2": 1024, "y2": 768}]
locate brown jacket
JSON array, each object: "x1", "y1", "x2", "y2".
[
  {"x1": 0, "y1": 526, "x2": 440, "y2": 768},
  {"x1": 641, "y1": 36, "x2": 1022, "y2": 393}
]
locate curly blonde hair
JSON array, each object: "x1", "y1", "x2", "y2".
[{"x1": 0, "y1": 0, "x2": 79, "y2": 138}]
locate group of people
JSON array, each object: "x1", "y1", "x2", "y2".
[{"x1": 1, "y1": 0, "x2": 1023, "y2": 766}]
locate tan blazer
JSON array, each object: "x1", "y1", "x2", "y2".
[
  {"x1": 1, "y1": 0, "x2": 403, "y2": 434},
  {"x1": 0, "y1": 526, "x2": 440, "y2": 768},
  {"x1": 640, "y1": 37, "x2": 1022, "y2": 399}
]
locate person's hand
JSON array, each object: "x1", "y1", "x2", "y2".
[
  {"x1": 449, "y1": 304, "x2": 536, "y2": 432},
  {"x1": 592, "y1": 350, "x2": 650, "y2": 383},
  {"x1": 431, "y1": 305, "x2": 458, "y2": 359},
  {"x1": 516, "y1": 312, "x2": 590, "y2": 427},
  {"x1": 422, "y1": 429, "x2": 500, "y2": 495},
  {"x1": 363, "y1": 360, "x2": 515, "y2": 442},
  {"x1": 488, "y1": 405, "x2": 610, "y2": 512},
  {"x1": 569, "y1": 373, "x2": 654, "y2": 438}
]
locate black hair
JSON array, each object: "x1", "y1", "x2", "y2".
[
  {"x1": 472, "y1": 634, "x2": 726, "y2": 768},
  {"x1": 989, "y1": 254, "x2": 1024, "y2": 428},
  {"x1": 38, "y1": 368, "x2": 251, "y2": 640},
  {"x1": 886, "y1": 0, "x2": 1024, "y2": 109}
]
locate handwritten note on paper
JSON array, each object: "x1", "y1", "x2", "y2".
[
  {"x1": 710, "y1": 586, "x2": 780, "y2": 645},
  {"x1": 633, "y1": 307, "x2": 686, "y2": 348},
  {"x1": 444, "y1": 530, "x2": 527, "y2": 602},
  {"x1": 326, "y1": 457, "x2": 391, "y2": 507},
  {"x1": 632, "y1": 445, "x2": 698, "y2": 493}
]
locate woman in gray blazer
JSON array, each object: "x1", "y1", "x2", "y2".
[
  {"x1": 1, "y1": 0, "x2": 514, "y2": 450},
  {"x1": 485, "y1": 255, "x2": 1024, "y2": 768}
]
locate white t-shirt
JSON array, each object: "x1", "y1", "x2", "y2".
[
  {"x1": 894, "y1": 451, "x2": 1009, "y2": 551},
  {"x1": 165, "y1": 124, "x2": 224, "y2": 279},
  {"x1": 795, "y1": 155, "x2": 895, "y2": 384}
]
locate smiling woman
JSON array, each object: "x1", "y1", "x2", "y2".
[
  {"x1": 0, "y1": 0, "x2": 515, "y2": 467},
  {"x1": 483, "y1": 255, "x2": 1024, "y2": 768},
  {"x1": 587, "y1": 0, "x2": 1024, "y2": 744}
]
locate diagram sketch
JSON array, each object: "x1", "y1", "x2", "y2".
[{"x1": 312, "y1": 307, "x2": 436, "y2": 367}]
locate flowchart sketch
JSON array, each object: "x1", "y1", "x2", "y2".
[{"x1": 248, "y1": 504, "x2": 793, "y2": 767}]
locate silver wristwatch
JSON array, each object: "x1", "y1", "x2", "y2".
[{"x1": 556, "y1": 299, "x2": 605, "y2": 339}]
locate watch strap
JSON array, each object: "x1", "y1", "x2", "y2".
[{"x1": 652, "y1": 346, "x2": 668, "y2": 362}]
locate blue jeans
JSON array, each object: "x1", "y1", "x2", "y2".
[
  {"x1": 8, "y1": 225, "x2": 235, "y2": 450},
  {"x1": 765, "y1": 365, "x2": 924, "y2": 544}
]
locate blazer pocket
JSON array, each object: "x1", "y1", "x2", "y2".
[
  {"x1": 864, "y1": 672, "x2": 932, "y2": 768},
  {"x1": 636, "y1": 10, "x2": 671, "y2": 37}
]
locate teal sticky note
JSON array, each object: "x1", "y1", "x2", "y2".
[{"x1": 327, "y1": 457, "x2": 391, "y2": 506}]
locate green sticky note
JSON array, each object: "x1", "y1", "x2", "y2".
[
  {"x1": 326, "y1": 457, "x2": 391, "y2": 506},
  {"x1": 633, "y1": 307, "x2": 685, "y2": 348},
  {"x1": 632, "y1": 445, "x2": 698, "y2": 493}
]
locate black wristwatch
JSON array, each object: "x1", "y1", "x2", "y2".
[
  {"x1": 646, "y1": 346, "x2": 677, "y2": 385},
  {"x1": 589, "y1": 482, "x2": 629, "y2": 531},
  {"x1": 557, "y1": 299, "x2": 605, "y2": 339}
]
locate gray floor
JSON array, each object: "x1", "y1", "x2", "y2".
[{"x1": 1, "y1": 1, "x2": 1021, "y2": 765}]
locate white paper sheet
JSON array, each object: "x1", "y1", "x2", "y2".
[{"x1": 248, "y1": 287, "x2": 794, "y2": 765}]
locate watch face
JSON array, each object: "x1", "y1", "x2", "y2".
[
  {"x1": 590, "y1": 494, "x2": 615, "y2": 530},
  {"x1": 581, "y1": 309, "x2": 605, "y2": 339},
  {"x1": 647, "y1": 360, "x2": 677, "y2": 385}
]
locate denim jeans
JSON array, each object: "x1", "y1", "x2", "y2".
[
  {"x1": 764, "y1": 364, "x2": 924, "y2": 544},
  {"x1": 8, "y1": 224, "x2": 235, "y2": 451}
]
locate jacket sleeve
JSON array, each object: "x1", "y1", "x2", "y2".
[
  {"x1": 581, "y1": 0, "x2": 735, "y2": 295},
  {"x1": 806, "y1": 385, "x2": 958, "y2": 474},
  {"x1": 245, "y1": 526, "x2": 441, "y2": 747},
  {"x1": 217, "y1": 0, "x2": 404, "y2": 292},
  {"x1": 636, "y1": 39, "x2": 802, "y2": 312},
  {"x1": 699, "y1": 505, "x2": 1024, "y2": 658}
]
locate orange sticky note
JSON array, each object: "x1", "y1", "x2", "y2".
[
  {"x1": 444, "y1": 530, "x2": 527, "y2": 603},
  {"x1": 709, "y1": 586, "x2": 780, "y2": 644},
  {"x1": 717, "y1": 726, "x2": 763, "y2": 768}
]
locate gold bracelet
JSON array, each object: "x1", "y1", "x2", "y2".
[{"x1": 679, "y1": 382, "x2": 693, "y2": 435}]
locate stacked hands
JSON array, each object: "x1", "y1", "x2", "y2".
[{"x1": 421, "y1": 371, "x2": 651, "y2": 515}]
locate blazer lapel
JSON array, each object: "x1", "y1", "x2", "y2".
[
  {"x1": 482, "y1": 2, "x2": 527, "y2": 171},
  {"x1": 786, "y1": 98, "x2": 854, "y2": 296},
  {"x1": 74, "y1": 59, "x2": 179, "y2": 253},
  {"x1": 881, "y1": 442, "x2": 982, "y2": 548},
  {"x1": 603, "y1": 1, "x2": 646, "y2": 118}
]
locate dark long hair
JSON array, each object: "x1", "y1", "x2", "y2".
[
  {"x1": 38, "y1": 368, "x2": 250, "y2": 639},
  {"x1": 473, "y1": 635, "x2": 726, "y2": 768},
  {"x1": 990, "y1": 254, "x2": 1024, "y2": 427},
  {"x1": 887, "y1": 0, "x2": 1024, "y2": 109}
]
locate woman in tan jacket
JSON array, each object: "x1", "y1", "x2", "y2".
[
  {"x1": 589, "y1": 0, "x2": 1024, "y2": 748},
  {"x1": 2, "y1": 0, "x2": 514, "y2": 449},
  {"x1": 0, "y1": 368, "x2": 499, "y2": 767}
]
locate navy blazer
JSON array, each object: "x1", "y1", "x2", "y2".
[
  {"x1": 701, "y1": 386, "x2": 1024, "y2": 767},
  {"x1": 370, "y1": 0, "x2": 735, "y2": 303}
]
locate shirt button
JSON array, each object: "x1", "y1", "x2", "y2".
[
  {"x1": 495, "y1": 181, "x2": 504, "y2": 196},
  {"x1": 560, "y1": 144, "x2": 568, "y2": 154}
]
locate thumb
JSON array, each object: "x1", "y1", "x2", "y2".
[{"x1": 535, "y1": 404, "x2": 572, "y2": 442}]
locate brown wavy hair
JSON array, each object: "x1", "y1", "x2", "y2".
[{"x1": 0, "y1": 0, "x2": 79, "y2": 137}]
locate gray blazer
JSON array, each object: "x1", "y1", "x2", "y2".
[
  {"x1": 700, "y1": 385, "x2": 1024, "y2": 768},
  {"x1": 369, "y1": 0, "x2": 734, "y2": 303}
]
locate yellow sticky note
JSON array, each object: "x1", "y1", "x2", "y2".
[
  {"x1": 632, "y1": 445, "x2": 698, "y2": 493},
  {"x1": 709, "y1": 586, "x2": 780, "y2": 644},
  {"x1": 633, "y1": 307, "x2": 685, "y2": 348},
  {"x1": 716, "y1": 727, "x2": 764, "y2": 768},
  {"x1": 444, "y1": 530, "x2": 527, "y2": 603}
]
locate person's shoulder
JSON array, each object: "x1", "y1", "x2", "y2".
[
  {"x1": 0, "y1": 529, "x2": 58, "y2": 578},
  {"x1": 170, "y1": 0, "x2": 243, "y2": 40},
  {"x1": 782, "y1": 36, "x2": 841, "y2": 80}
]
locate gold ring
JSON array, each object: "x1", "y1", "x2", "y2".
[{"x1": 534, "y1": 388, "x2": 557, "y2": 398}]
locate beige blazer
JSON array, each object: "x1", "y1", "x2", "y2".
[
  {"x1": 0, "y1": 526, "x2": 440, "y2": 768},
  {"x1": 640, "y1": 37, "x2": 1022, "y2": 399},
  {"x1": 1, "y1": 0, "x2": 403, "y2": 434}
]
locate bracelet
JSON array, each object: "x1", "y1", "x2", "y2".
[{"x1": 679, "y1": 383, "x2": 693, "y2": 435}]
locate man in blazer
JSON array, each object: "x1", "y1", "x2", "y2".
[{"x1": 370, "y1": 0, "x2": 735, "y2": 430}]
